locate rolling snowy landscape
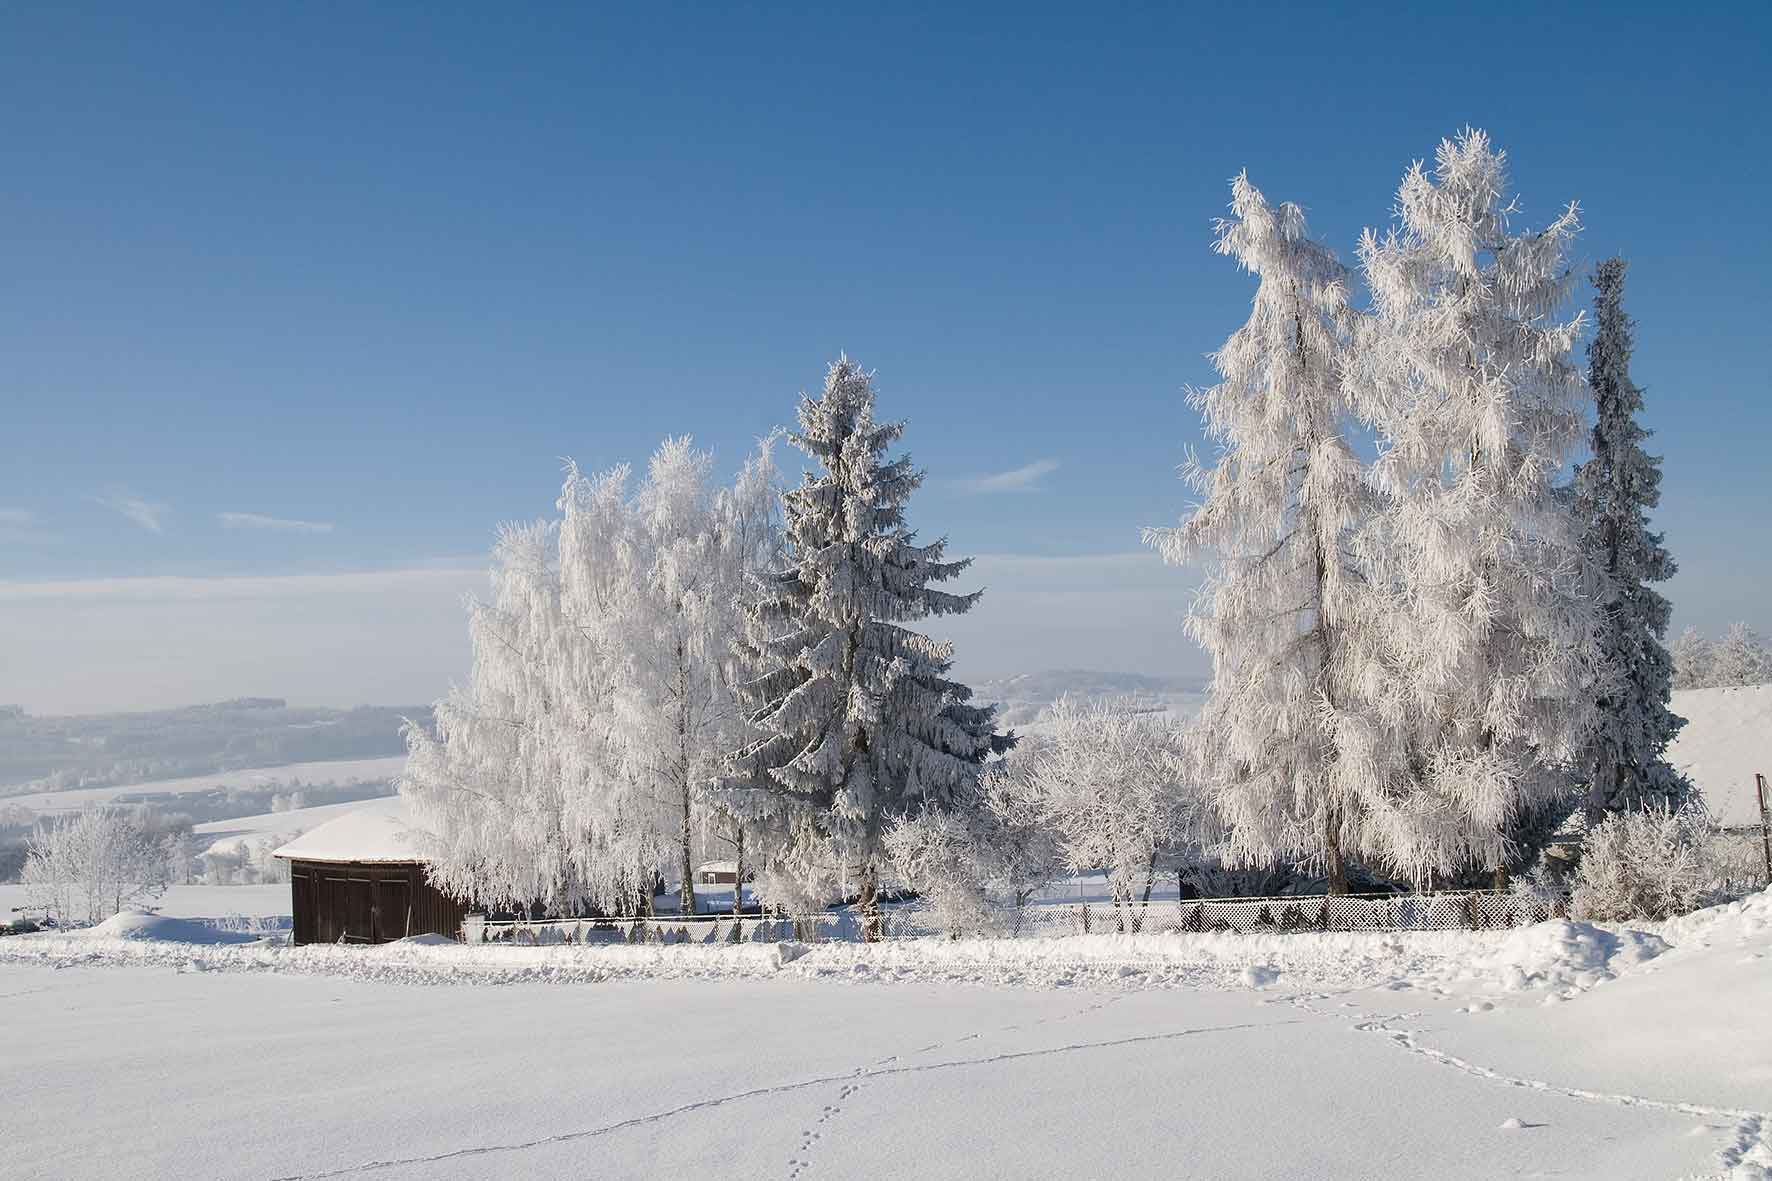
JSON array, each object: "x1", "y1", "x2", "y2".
[{"x1": 5, "y1": 7, "x2": 1771, "y2": 1180}]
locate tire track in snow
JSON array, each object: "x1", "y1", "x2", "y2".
[{"x1": 269, "y1": 1017, "x2": 1296, "y2": 1180}]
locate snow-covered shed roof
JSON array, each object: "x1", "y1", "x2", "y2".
[
  {"x1": 271, "y1": 796, "x2": 432, "y2": 864},
  {"x1": 697, "y1": 860, "x2": 738, "y2": 875}
]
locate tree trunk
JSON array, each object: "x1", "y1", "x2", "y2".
[
  {"x1": 1324, "y1": 807, "x2": 1349, "y2": 895},
  {"x1": 732, "y1": 825, "x2": 745, "y2": 918},
  {"x1": 679, "y1": 781, "x2": 696, "y2": 917},
  {"x1": 677, "y1": 656, "x2": 696, "y2": 917},
  {"x1": 858, "y1": 861, "x2": 881, "y2": 943}
]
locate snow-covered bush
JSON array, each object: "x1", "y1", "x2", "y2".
[
  {"x1": 1508, "y1": 860, "x2": 1571, "y2": 913},
  {"x1": 1028, "y1": 697, "x2": 1205, "y2": 915},
  {"x1": 1570, "y1": 803, "x2": 1714, "y2": 921},
  {"x1": 884, "y1": 759, "x2": 1065, "y2": 937},
  {"x1": 1710, "y1": 831, "x2": 1769, "y2": 893},
  {"x1": 20, "y1": 806, "x2": 167, "y2": 925}
]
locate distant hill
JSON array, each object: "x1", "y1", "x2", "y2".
[
  {"x1": 0, "y1": 700, "x2": 429, "y2": 794},
  {"x1": 975, "y1": 669, "x2": 1207, "y2": 731}
]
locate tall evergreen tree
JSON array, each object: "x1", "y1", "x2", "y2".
[
  {"x1": 1356, "y1": 129, "x2": 1605, "y2": 881},
  {"x1": 720, "y1": 357, "x2": 1011, "y2": 938},
  {"x1": 1146, "y1": 174, "x2": 1389, "y2": 894},
  {"x1": 1572, "y1": 258, "x2": 1688, "y2": 821}
]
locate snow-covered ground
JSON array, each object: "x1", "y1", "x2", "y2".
[
  {"x1": 1669, "y1": 683, "x2": 1771, "y2": 829},
  {"x1": 0, "y1": 881, "x2": 291, "y2": 922},
  {"x1": 0, "y1": 754, "x2": 407, "y2": 817},
  {"x1": 2, "y1": 891, "x2": 1767, "y2": 1179}
]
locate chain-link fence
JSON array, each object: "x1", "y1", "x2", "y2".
[{"x1": 462, "y1": 890, "x2": 1549, "y2": 945}]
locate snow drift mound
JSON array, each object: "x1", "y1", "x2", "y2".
[
  {"x1": 80, "y1": 910, "x2": 263, "y2": 945},
  {"x1": 1474, "y1": 920, "x2": 1668, "y2": 996}
]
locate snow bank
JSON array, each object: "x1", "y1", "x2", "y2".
[
  {"x1": 72, "y1": 910, "x2": 266, "y2": 946},
  {"x1": 0, "y1": 921, "x2": 1619, "y2": 995},
  {"x1": 1467, "y1": 920, "x2": 1668, "y2": 997},
  {"x1": 10, "y1": 891, "x2": 1761, "y2": 1000}
]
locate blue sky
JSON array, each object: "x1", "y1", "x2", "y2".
[{"x1": 3, "y1": 3, "x2": 1768, "y2": 712}]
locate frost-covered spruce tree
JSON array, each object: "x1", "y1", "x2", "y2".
[
  {"x1": 1572, "y1": 259, "x2": 1688, "y2": 821},
  {"x1": 1145, "y1": 173, "x2": 1385, "y2": 893},
  {"x1": 1357, "y1": 129, "x2": 1605, "y2": 881},
  {"x1": 720, "y1": 357, "x2": 1011, "y2": 939}
]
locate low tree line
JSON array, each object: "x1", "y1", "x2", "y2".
[{"x1": 1672, "y1": 623, "x2": 1771, "y2": 689}]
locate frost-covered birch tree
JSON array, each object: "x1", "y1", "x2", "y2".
[
  {"x1": 1356, "y1": 129, "x2": 1605, "y2": 880},
  {"x1": 21, "y1": 806, "x2": 167, "y2": 925},
  {"x1": 1711, "y1": 622, "x2": 1772, "y2": 687},
  {"x1": 1670, "y1": 627, "x2": 1714, "y2": 690},
  {"x1": 402, "y1": 437, "x2": 782, "y2": 918},
  {"x1": 1571, "y1": 258, "x2": 1688, "y2": 820},
  {"x1": 1027, "y1": 697, "x2": 1201, "y2": 926},
  {"x1": 400, "y1": 518, "x2": 614, "y2": 913},
  {"x1": 608, "y1": 436, "x2": 779, "y2": 915},
  {"x1": 1145, "y1": 173, "x2": 1386, "y2": 893},
  {"x1": 720, "y1": 357, "x2": 1010, "y2": 938}
]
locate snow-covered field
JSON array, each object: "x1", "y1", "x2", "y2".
[
  {"x1": 193, "y1": 798, "x2": 386, "y2": 858},
  {"x1": 2, "y1": 891, "x2": 1767, "y2": 1179},
  {"x1": 0, "y1": 754, "x2": 406, "y2": 817},
  {"x1": 0, "y1": 881, "x2": 291, "y2": 922},
  {"x1": 1669, "y1": 683, "x2": 1771, "y2": 829}
]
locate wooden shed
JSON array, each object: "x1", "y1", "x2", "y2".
[
  {"x1": 697, "y1": 860, "x2": 740, "y2": 885},
  {"x1": 273, "y1": 797, "x2": 468, "y2": 945}
]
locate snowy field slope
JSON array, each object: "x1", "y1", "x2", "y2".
[
  {"x1": 2, "y1": 892, "x2": 1767, "y2": 1179},
  {"x1": 0, "y1": 881, "x2": 290, "y2": 921},
  {"x1": 193, "y1": 797, "x2": 384, "y2": 858},
  {"x1": 0, "y1": 754, "x2": 406, "y2": 817},
  {"x1": 1668, "y1": 683, "x2": 1771, "y2": 828}
]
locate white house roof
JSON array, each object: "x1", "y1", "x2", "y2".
[
  {"x1": 1667, "y1": 683, "x2": 1771, "y2": 830},
  {"x1": 697, "y1": 860, "x2": 739, "y2": 875},
  {"x1": 271, "y1": 796, "x2": 432, "y2": 864}
]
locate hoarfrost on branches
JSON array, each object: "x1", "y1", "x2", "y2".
[
  {"x1": 1570, "y1": 258, "x2": 1688, "y2": 819},
  {"x1": 1354, "y1": 128, "x2": 1605, "y2": 881},
  {"x1": 1024, "y1": 697, "x2": 1203, "y2": 924},
  {"x1": 1569, "y1": 800, "x2": 1714, "y2": 921},
  {"x1": 883, "y1": 757, "x2": 1064, "y2": 936},
  {"x1": 21, "y1": 806, "x2": 168, "y2": 925},
  {"x1": 400, "y1": 436, "x2": 782, "y2": 917},
  {"x1": 718, "y1": 357, "x2": 1011, "y2": 938},
  {"x1": 1144, "y1": 172, "x2": 1388, "y2": 892}
]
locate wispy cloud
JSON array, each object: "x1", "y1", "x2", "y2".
[
  {"x1": 958, "y1": 458, "x2": 1061, "y2": 494},
  {"x1": 0, "y1": 508, "x2": 34, "y2": 528},
  {"x1": 218, "y1": 511, "x2": 335, "y2": 535},
  {"x1": 92, "y1": 489, "x2": 168, "y2": 533}
]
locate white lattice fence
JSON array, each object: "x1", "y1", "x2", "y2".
[
  {"x1": 1008, "y1": 892, "x2": 1548, "y2": 937},
  {"x1": 462, "y1": 891, "x2": 1547, "y2": 945}
]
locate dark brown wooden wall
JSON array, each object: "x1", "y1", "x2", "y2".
[{"x1": 288, "y1": 861, "x2": 469, "y2": 946}]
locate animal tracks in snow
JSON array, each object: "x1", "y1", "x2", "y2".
[{"x1": 1278, "y1": 991, "x2": 1772, "y2": 1180}]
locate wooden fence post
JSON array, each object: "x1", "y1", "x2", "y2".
[{"x1": 1756, "y1": 772, "x2": 1771, "y2": 885}]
